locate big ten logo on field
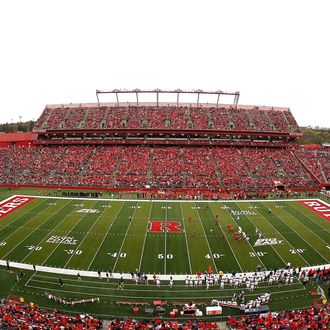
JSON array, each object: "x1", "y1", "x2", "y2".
[
  {"x1": 231, "y1": 210, "x2": 257, "y2": 216},
  {"x1": 46, "y1": 236, "x2": 78, "y2": 245},
  {"x1": 254, "y1": 238, "x2": 283, "y2": 247},
  {"x1": 148, "y1": 221, "x2": 184, "y2": 233},
  {"x1": 0, "y1": 196, "x2": 35, "y2": 219},
  {"x1": 76, "y1": 209, "x2": 100, "y2": 213}
]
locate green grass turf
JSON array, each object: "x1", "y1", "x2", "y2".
[
  {"x1": 0, "y1": 188, "x2": 329, "y2": 320},
  {"x1": 0, "y1": 194, "x2": 329, "y2": 274}
]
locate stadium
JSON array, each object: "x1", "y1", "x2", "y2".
[{"x1": 0, "y1": 89, "x2": 329, "y2": 329}]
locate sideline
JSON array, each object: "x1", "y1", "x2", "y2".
[
  {"x1": 2, "y1": 194, "x2": 330, "y2": 205},
  {"x1": 1, "y1": 259, "x2": 329, "y2": 281}
]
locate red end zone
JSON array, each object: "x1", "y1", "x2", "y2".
[
  {"x1": 0, "y1": 196, "x2": 35, "y2": 219},
  {"x1": 298, "y1": 200, "x2": 330, "y2": 221}
]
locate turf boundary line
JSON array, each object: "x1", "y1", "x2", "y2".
[
  {"x1": 2, "y1": 259, "x2": 329, "y2": 281},
  {"x1": 32, "y1": 273, "x2": 306, "y2": 292},
  {"x1": 27, "y1": 278, "x2": 305, "y2": 296},
  {"x1": 2, "y1": 195, "x2": 330, "y2": 206},
  {"x1": 31, "y1": 273, "x2": 304, "y2": 292},
  {"x1": 25, "y1": 280, "x2": 307, "y2": 300}
]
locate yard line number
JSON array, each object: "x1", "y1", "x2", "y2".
[
  {"x1": 158, "y1": 254, "x2": 173, "y2": 259},
  {"x1": 289, "y1": 248, "x2": 305, "y2": 254},
  {"x1": 64, "y1": 249, "x2": 82, "y2": 255},
  {"x1": 205, "y1": 253, "x2": 224, "y2": 259},
  {"x1": 249, "y1": 252, "x2": 267, "y2": 257},
  {"x1": 107, "y1": 252, "x2": 127, "y2": 258},
  {"x1": 26, "y1": 245, "x2": 42, "y2": 251}
]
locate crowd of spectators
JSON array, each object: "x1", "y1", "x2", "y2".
[
  {"x1": 294, "y1": 148, "x2": 330, "y2": 183},
  {"x1": 0, "y1": 148, "x2": 10, "y2": 182},
  {"x1": 0, "y1": 301, "x2": 102, "y2": 329},
  {"x1": 213, "y1": 148, "x2": 254, "y2": 189},
  {"x1": 108, "y1": 318, "x2": 219, "y2": 329},
  {"x1": 227, "y1": 305, "x2": 330, "y2": 329},
  {"x1": 241, "y1": 148, "x2": 318, "y2": 189},
  {"x1": 183, "y1": 147, "x2": 219, "y2": 188},
  {"x1": 279, "y1": 152, "x2": 318, "y2": 188},
  {"x1": 113, "y1": 146, "x2": 150, "y2": 188},
  {"x1": 150, "y1": 147, "x2": 184, "y2": 188},
  {"x1": 33, "y1": 105, "x2": 301, "y2": 134},
  {"x1": 0, "y1": 144, "x2": 323, "y2": 189},
  {"x1": 85, "y1": 107, "x2": 107, "y2": 129},
  {"x1": 248, "y1": 107, "x2": 273, "y2": 132}
]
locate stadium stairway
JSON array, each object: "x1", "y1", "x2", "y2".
[
  {"x1": 62, "y1": 106, "x2": 71, "y2": 126},
  {"x1": 180, "y1": 147, "x2": 187, "y2": 188},
  {"x1": 319, "y1": 161, "x2": 328, "y2": 182},
  {"x1": 237, "y1": 149, "x2": 256, "y2": 186},
  {"x1": 146, "y1": 147, "x2": 154, "y2": 186},
  {"x1": 41, "y1": 107, "x2": 54, "y2": 128},
  {"x1": 245, "y1": 110, "x2": 254, "y2": 129},
  {"x1": 270, "y1": 154, "x2": 286, "y2": 178},
  {"x1": 291, "y1": 150, "x2": 321, "y2": 186},
  {"x1": 111, "y1": 146, "x2": 125, "y2": 186},
  {"x1": 281, "y1": 111, "x2": 290, "y2": 128},
  {"x1": 81, "y1": 147, "x2": 97, "y2": 175},
  {"x1": 210, "y1": 150, "x2": 222, "y2": 186},
  {"x1": 264, "y1": 110, "x2": 274, "y2": 130}
]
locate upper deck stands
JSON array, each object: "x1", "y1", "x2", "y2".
[{"x1": 33, "y1": 104, "x2": 301, "y2": 134}]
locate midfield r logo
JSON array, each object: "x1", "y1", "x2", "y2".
[{"x1": 148, "y1": 221, "x2": 184, "y2": 233}]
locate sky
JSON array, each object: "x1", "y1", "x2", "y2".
[{"x1": 0, "y1": 0, "x2": 329, "y2": 128}]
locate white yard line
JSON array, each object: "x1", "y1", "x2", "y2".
[
  {"x1": 208, "y1": 203, "x2": 243, "y2": 272},
  {"x1": 41, "y1": 200, "x2": 101, "y2": 266},
  {"x1": 63, "y1": 201, "x2": 111, "y2": 268},
  {"x1": 21, "y1": 200, "x2": 75, "y2": 263},
  {"x1": 225, "y1": 204, "x2": 266, "y2": 270},
  {"x1": 1, "y1": 202, "x2": 57, "y2": 259},
  {"x1": 179, "y1": 202, "x2": 192, "y2": 274},
  {"x1": 194, "y1": 202, "x2": 218, "y2": 274},
  {"x1": 138, "y1": 202, "x2": 153, "y2": 272},
  {"x1": 236, "y1": 202, "x2": 289, "y2": 268},
  {"x1": 164, "y1": 201, "x2": 168, "y2": 274},
  {"x1": 87, "y1": 201, "x2": 125, "y2": 270},
  {"x1": 258, "y1": 204, "x2": 312, "y2": 267},
  {"x1": 112, "y1": 202, "x2": 139, "y2": 272},
  {"x1": 276, "y1": 204, "x2": 329, "y2": 263},
  {"x1": 2, "y1": 195, "x2": 329, "y2": 277}
]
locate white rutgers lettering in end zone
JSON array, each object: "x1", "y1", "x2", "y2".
[{"x1": 0, "y1": 196, "x2": 35, "y2": 219}]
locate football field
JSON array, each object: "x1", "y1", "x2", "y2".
[{"x1": 1, "y1": 195, "x2": 329, "y2": 275}]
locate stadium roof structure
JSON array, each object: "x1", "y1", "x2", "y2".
[{"x1": 96, "y1": 89, "x2": 240, "y2": 107}]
